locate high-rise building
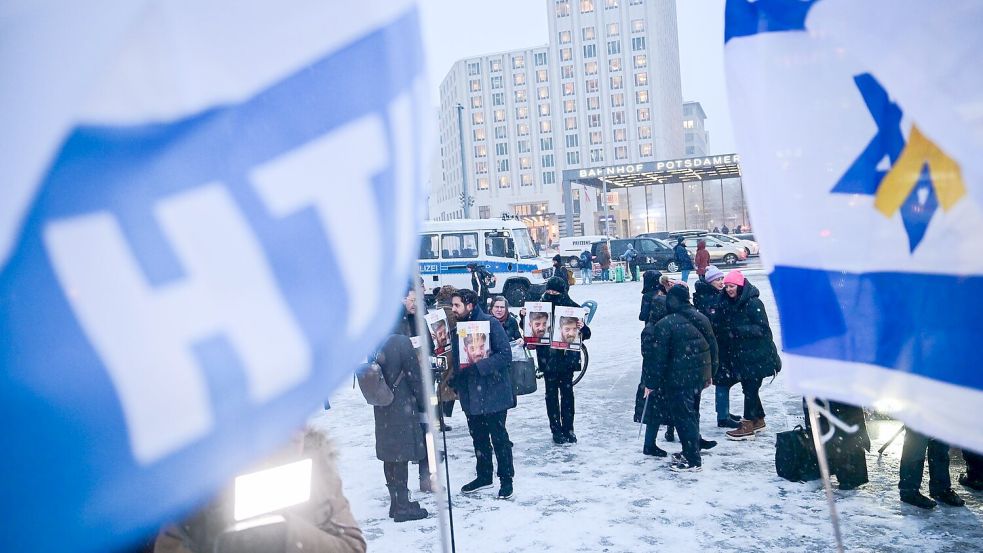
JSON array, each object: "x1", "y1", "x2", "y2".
[
  {"x1": 683, "y1": 100, "x2": 708, "y2": 156},
  {"x1": 431, "y1": 0, "x2": 684, "y2": 241}
]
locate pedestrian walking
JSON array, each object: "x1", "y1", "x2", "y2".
[
  {"x1": 598, "y1": 242, "x2": 612, "y2": 281},
  {"x1": 448, "y1": 289, "x2": 516, "y2": 500},
  {"x1": 673, "y1": 236, "x2": 694, "y2": 283},
  {"x1": 536, "y1": 276, "x2": 591, "y2": 444},
  {"x1": 694, "y1": 240, "x2": 711, "y2": 280},
  {"x1": 620, "y1": 243, "x2": 639, "y2": 281},
  {"x1": 468, "y1": 263, "x2": 495, "y2": 310},
  {"x1": 579, "y1": 250, "x2": 593, "y2": 285},
  {"x1": 898, "y1": 429, "x2": 964, "y2": 508},
  {"x1": 721, "y1": 224, "x2": 730, "y2": 234},
  {"x1": 712, "y1": 270, "x2": 782, "y2": 440},
  {"x1": 694, "y1": 266, "x2": 740, "y2": 429}
]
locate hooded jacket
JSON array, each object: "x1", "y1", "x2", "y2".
[
  {"x1": 692, "y1": 279, "x2": 721, "y2": 319},
  {"x1": 712, "y1": 282, "x2": 781, "y2": 382},
  {"x1": 449, "y1": 306, "x2": 515, "y2": 415},
  {"x1": 641, "y1": 286, "x2": 718, "y2": 392},
  {"x1": 695, "y1": 241, "x2": 710, "y2": 275},
  {"x1": 673, "y1": 241, "x2": 694, "y2": 270},
  {"x1": 639, "y1": 270, "x2": 664, "y2": 322},
  {"x1": 535, "y1": 276, "x2": 591, "y2": 374}
]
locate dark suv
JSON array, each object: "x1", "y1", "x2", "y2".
[{"x1": 592, "y1": 238, "x2": 678, "y2": 272}]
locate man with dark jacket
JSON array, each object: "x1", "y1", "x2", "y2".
[
  {"x1": 673, "y1": 237, "x2": 695, "y2": 283},
  {"x1": 468, "y1": 263, "x2": 494, "y2": 310},
  {"x1": 536, "y1": 276, "x2": 591, "y2": 444},
  {"x1": 448, "y1": 289, "x2": 516, "y2": 499},
  {"x1": 551, "y1": 254, "x2": 571, "y2": 284},
  {"x1": 642, "y1": 285, "x2": 718, "y2": 471}
]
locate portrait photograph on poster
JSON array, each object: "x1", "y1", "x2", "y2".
[
  {"x1": 524, "y1": 301, "x2": 552, "y2": 346},
  {"x1": 457, "y1": 320, "x2": 490, "y2": 368},
  {"x1": 425, "y1": 309, "x2": 450, "y2": 355},
  {"x1": 550, "y1": 306, "x2": 583, "y2": 351}
]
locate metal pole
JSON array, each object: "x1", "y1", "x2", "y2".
[
  {"x1": 662, "y1": 182, "x2": 669, "y2": 231},
  {"x1": 700, "y1": 181, "x2": 707, "y2": 229},
  {"x1": 626, "y1": 187, "x2": 632, "y2": 237},
  {"x1": 455, "y1": 104, "x2": 471, "y2": 219},
  {"x1": 602, "y1": 178, "x2": 611, "y2": 238},
  {"x1": 644, "y1": 183, "x2": 651, "y2": 233},
  {"x1": 805, "y1": 396, "x2": 846, "y2": 553}
]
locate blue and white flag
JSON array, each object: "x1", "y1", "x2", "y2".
[
  {"x1": 0, "y1": 1, "x2": 428, "y2": 550},
  {"x1": 725, "y1": 0, "x2": 983, "y2": 452}
]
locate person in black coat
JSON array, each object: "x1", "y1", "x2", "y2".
[
  {"x1": 642, "y1": 285, "x2": 718, "y2": 471},
  {"x1": 713, "y1": 271, "x2": 781, "y2": 441},
  {"x1": 552, "y1": 254, "x2": 571, "y2": 284},
  {"x1": 489, "y1": 296, "x2": 522, "y2": 342},
  {"x1": 637, "y1": 289, "x2": 673, "y2": 456},
  {"x1": 673, "y1": 236, "x2": 695, "y2": 283},
  {"x1": 468, "y1": 263, "x2": 494, "y2": 310},
  {"x1": 802, "y1": 399, "x2": 870, "y2": 490},
  {"x1": 639, "y1": 270, "x2": 664, "y2": 323},
  {"x1": 693, "y1": 265, "x2": 741, "y2": 429},
  {"x1": 448, "y1": 289, "x2": 516, "y2": 499},
  {"x1": 396, "y1": 287, "x2": 419, "y2": 338},
  {"x1": 372, "y1": 333, "x2": 429, "y2": 521},
  {"x1": 536, "y1": 276, "x2": 591, "y2": 444}
]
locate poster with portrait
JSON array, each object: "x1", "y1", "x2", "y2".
[
  {"x1": 425, "y1": 309, "x2": 450, "y2": 356},
  {"x1": 523, "y1": 301, "x2": 552, "y2": 346},
  {"x1": 550, "y1": 306, "x2": 583, "y2": 351},
  {"x1": 457, "y1": 320, "x2": 490, "y2": 369}
]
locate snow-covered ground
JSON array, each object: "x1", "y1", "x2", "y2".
[{"x1": 312, "y1": 268, "x2": 983, "y2": 552}]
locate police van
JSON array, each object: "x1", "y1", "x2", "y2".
[
  {"x1": 419, "y1": 219, "x2": 554, "y2": 306},
  {"x1": 558, "y1": 235, "x2": 609, "y2": 268}
]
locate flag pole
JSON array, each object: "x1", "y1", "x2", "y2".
[{"x1": 805, "y1": 396, "x2": 845, "y2": 553}]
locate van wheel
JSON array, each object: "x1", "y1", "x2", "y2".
[
  {"x1": 724, "y1": 253, "x2": 738, "y2": 265},
  {"x1": 567, "y1": 257, "x2": 580, "y2": 269},
  {"x1": 503, "y1": 282, "x2": 529, "y2": 307},
  {"x1": 666, "y1": 261, "x2": 680, "y2": 273}
]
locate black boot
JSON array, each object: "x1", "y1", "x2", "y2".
[
  {"x1": 960, "y1": 473, "x2": 983, "y2": 491},
  {"x1": 699, "y1": 438, "x2": 718, "y2": 450},
  {"x1": 900, "y1": 489, "x2": 937, "y2": 509},
  {"x1": 497, "y1": 478, "x2": 514, "y2": 500},
  {"x1": 387, "y1": 485, "x2": 425, "y2": 520},
  {"x1": 552, "y1": 432, "x2": 568, "y2": 444},
  {"x1": 461, "y1": 475, "x2": 494, "y2": 494},
  {"x1": 665, "y1": 426, "x2": 675, "y2": 442},
  {"x1": 643, "y1": 444, "x2": 668, "y2": 457},
  {"x1": 565, "y1": 430, "x2": 578, "y2": 444},
  {"x1": 930, "y1": 488, "x2": 965, "y2": 507},
  {"x1": 717, "y1": 418, "x2": 740, "y2": 429}
]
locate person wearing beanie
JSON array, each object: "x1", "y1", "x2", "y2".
[
  {"x1": 712, "y1": 270, "x2": 782, "y2": 440},
  {"x1": 552, "y1": 254, "x2": 571, "y2": 285},
  {"x1": 641, "y1": 285, "x2": 718, "y2": 472},
  {"x1": 673, "y1": 236, "x2": 695, "y2": 283},
  {"x1": 536, "y1": 276, "x2": 591, "y2": 444},
  {"x1": 693, "y1": 266, "x2": 740, "y2": 429}
]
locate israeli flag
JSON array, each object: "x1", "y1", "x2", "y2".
[
  {"x1": 725, "y1": 0, "x2": 983, "y2": 452},
  {"x1": 0, "y1": 1, "x2": 428, "y2": 551}
]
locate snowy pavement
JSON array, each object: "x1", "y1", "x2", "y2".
[{"x1": 312, "y1": 272, "x2": 983, "y2": 552}]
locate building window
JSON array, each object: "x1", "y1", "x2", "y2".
[
  {"x1": 613, "y1": 128, "x2": 626, "y2": 142},
  {"x1": 477, "y1": 177, "x2": 489, "y2": 190},
  {"x1": 560, "y1": 47, "x2": 573, "y2": 62},
  {"x1": 556, "y1": 0, "x2": 571, "y2": 17},
  {"x1": 539, "y1": 103, "x2": 551, "y2": 117},
  {"x1": 491, "y1": 75, "x2": 503, "y2": 89},
  {"x1": 583, "y1": 44, "x2": 597, "y2": 58},
  {"x1": 565, "y1": 134, "x2": 579, "y2": 148},
  {"x1": 494, "y1": 125, "x2": 507, "y2": 139},
  {"x1": 519, "y1": 156, "x2": 532, "y2": 170},
  {"x1": 492, "y1": 92, "x2": 504, "y2": 106},
  {"x1": 582, "y1": 26, "x2": 596, "y2": 41},
  {"x1": 587, "y1": 96, "x2": 600, "y2": 110},
  {"x1": 514, "y1": 73, "x2": 526, "y2": 86},
  {"x1": 490, "y1": 59, "x2": 502, "y2": 72},
  {"x1": 561, "y1": 65, "x2": 575, "y2": 79},
  {"x1": 470, "y1": 79, "x2": 481, "y2": 92},
  {"x1": 478, "y1": 205, "x2": 491, "y2": 219},
  {"x1": 543, "y1": 171, "x2": 556, "y2": 184},
  {"x1": 612, "y1": 110, "x2": 626, "y2": 125},
  {"x1": 474, "y1": 144, "x2": 487, "y2": 157},
  {"x1": 472, "y1": 112, "x2": 484, "y2": 125},
  {"x1": 515, "y1": 89, "x2": 527, "y2": 102},
  {"x1": 609, "y1": 57, "x2": 622, "y2": 72},
  {"x1": 607, "y1": 40, "x2": 622, "y2": 56},
  {"x1": 516, "y1": 106, "x2": 529, "y2": 119},
  {"x1": 493, "y1": 109, "x2": 506, "y2": 122},
  {"x1": 497, "y1": 158, "x2": 510, "y2": 172},
  {"x1": 615, "y1": 145, "x2": 628, "y2": 160},
  {"x1": 537, "y1": 69, "x2": 549, "y2": 82},
  {"x1": 564, "y1": 99, "x2": 576, "y2": 113},
  {"x1": 542, "y1": 154, "x2": 555, "y2": 167},
  {"x1": 473, "y1": 128, "x2": 486, "y2": 141},
  {"x1": 538, "y1": 86, "x2": 550, "y2": 99},
  {"x1": 636, "y1": 90, "x2": 649, "y2": 103},
  {"x1": 588, "y1": 113, "x2": 601, "y2": 127},
  {"x1": 513, "y1": 55, "x2": 525, "y2": 69},
  {"x1": 517, "y1": 122, "x2": 530, "y2": 135},
  {"x1": 632, "y1": 36, "x2": 646, "y2": 51},
  {"x1": 540, "y1": 120, "x2": 552, "y2": 133},
  {"x1": 567, "y1": 151, "x2": 581, "y2": 165},
  {"x1": 638, "y1": 125, "x2": 652, "y2": 139},
  {"x1": 605, "y1": 0, "x2": 619, "y2": 8},
  {"x1": 589, "y1": 130, "x2": 602, "y2": 144},
  {"x1": 559, "y1": 30, "x2": 572, "y2": 44},
  {"x1": 585, "y1": 61, "x2": 598, "y2": 75},
  {"x1": 637, "y1": 107, "x2": 651, "y2": 121},
  {"x1": 521, "y1": 173, "x2": 533, "y2": 186},
  {"x1": 518, "y1": 139, "x2": 531, "y2": 153},
  {"x1": 475, "y1": 161, "x2": 488, "y2": 174},
  {"x1": 467, "y1": 62, "x2": 481, "y2": 76},
  {"x1": 632, "y1": 19, "x2": 645, "y2": 33},
  {"x1": 683, "y1": 119, "x2": 695, "y2": 129},
  {"x1": 640, "y1": 143, "x2": 653, "y2": 157},
  {"x1": 495, "y1": 142, "x2": 509, "y2": 156},
  {"x1": 471, "y1": 96, "x2": 483, "y2": 109},
  {"x1": 565, "y1": 116, "x2": 578, "y2": 130},
  {"x1": 630, "y1": 0, "x2": 643, "y2": 4},
  {"x1": 590, "y1": 148, "x2": 604, "y2": 162},
  {"x1": 634, "y1": 54, "x2": 647, "y2": 68},
  {"x1": 541, "y1": 137, "x2": 554, "y2": 150},
  {"x1": 611, "y1": 92, "x2": 625, "y2": 107},
  {"x1": 610, "y1": 75, "x2": 624, "y2": 89},
  {"x1": 608, "y1": 22, "x2": 620, "y2": 36},
  {"x1": 535, "y1": 52, "x2": 548, "y2": 66},
  {"x1": 563, "y1": 82, "x2": 575, "y2": 96},
  {"x1": 635, "y1": 72, "x2": 648, "y2": 86},
  {"x1": 499, "y1": 174, "x2": 511, "y2": 188},
  {"x1": 580, "y1": 0, "x2": 594, "y2": 13}
]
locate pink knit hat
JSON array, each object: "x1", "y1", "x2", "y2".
[{"x1": 723, "y1": 270, "x2": 745, "y2": 287}]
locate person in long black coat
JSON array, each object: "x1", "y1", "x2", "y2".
[
  {"x1": 536, "y1": 276, "x2": 591, "y2": 445},
  {"x1": 713, "y1": 271, "x2": 781, "y2": 441},
  {"x1": 642, "y1": 285, "x2": 718, "y2": 471},
  {"x1": 637, "y1": 290, "x2": 672, "y2": 456},
  {"x1": 639, "y1": 270, "x2": 663, "y2": 323},
  {"x1": 694, "y1": 265, "x2": 740, "y2": 429},
  {"x1": 372, "y1": 333, "x2": 429, "y2": 521},
  {"x1": 802, "y1": 399, "x2": 870, "y2": 490}
]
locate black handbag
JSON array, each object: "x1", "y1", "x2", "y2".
[
  {"x1": 775, "y1": 425, "x2": 820, "y2": 482},
  {"x1": 510, "y1": 344, "x2": 537, "y2": 396}
]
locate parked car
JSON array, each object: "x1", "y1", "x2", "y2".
[
  {"x1": 710, "y1": 232, "x2": 759, "y2": 257},
  {"x1": 591, "y1": 237, "x2": 679, "y2": 272},
  {"x1": 637, "y1": 229, "x2": 707, "y2": 241},
  {"x1": 734, "y1": 232, "x2": 756, "y2": 242},
  {"x1": 680, "y1": 235, "x2": 747, "y2": 266}
]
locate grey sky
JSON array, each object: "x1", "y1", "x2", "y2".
[{"x1": 417, "y1": 0, "x2": 735, "y2": 154}]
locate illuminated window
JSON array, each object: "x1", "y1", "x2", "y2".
[
  {"x1": 515, "y1": 89, "x2": 527, "y2": 102},
  {"x1": 611, "y1": 93, "x2": 625, "y2": 107},
  {"x1": 521, "y1": 173, "x2": 533, "y2": 186},
  {"x1": 639, "y1": 143, "x2": 653, "y2": 157},
  {"x1": 636, "y1": 90, "x2": 649, "y2": 103},
  {"x1": 610, "y1": 75, "x2": 623, "y2": 89},
  {"x1": 539, "y1": 103, "x2": 551, "y2": 117},
  {"x1": 470, "y1": 79, "x2": 481, "y2": 92},
  {"x1": 565, "y1": 116, "x2": 578, "y2": 130},
  {"x1": 580, "y1": 0, "x2": 594, "y2": 13},
  {"x1": 516, "y1": 107, "x2": 529, "y2": 119},
  {"x1": 609, "y1": 57, "x2": 622, "y2": 72},
  {"x1": 477, "y1": 177, "x2": 489, "y2": 190},
  {"x1": 634, "y1": 54, "x2": 647, "y2": 68},
  {"x1": 683, "y1": 119, "x2": 695, "y2": 129},
  {"x1": 514, "y1": 73, "x2": 526, "y2": 86},
  {"x1": 585, "y1": 61, "x2": 598, "y2": 75},
  {"x1": 559, "y1": 30, "x2": 572, "y2": 44},
  {"x1": 638, "y1": 125, "x2": 652, "y2": 139},
  {"x1": 632, "y1": 19, "x2": 645, "y2": 33},
  {"x1": 608, "y1": 22, "x2": 620, "y2": 36},
  {"x1": 563, "y1": 82, "x2": 575, "y2": 96},
  {"x1": 587, "y1": 96, "x2": 600, "y2": 110},
  {"x1": 473, "y1": 128, "x2": 486, "y2": 141},
  {"x1": 499, "y1": 174, "x2": 511, "y2": 188},
  {"x1": 605, "y1": 0, "x2": 619, "y2": 7},
  {"x1": 494, "y1": 109, "x2": 506, "y2": 122},
  {"x1": 635, "y1": 72, "x2": 648, "y2": 86},
  {"x1": 556, "y1": 0, "x2": 571, "y2": 17},
  {"x1": 472, "y1": 112, "x2": 484, "y2": 125},
  {"x1": 512, "y1": 55, "x2": 525, "y2": 69},
  {"x1": 562, "y1": 65, "x2": 575, "y2": 79},
  {"x1": 517, "y1": 123, "x2": 530, "y2": 136},
  {"x1": 538, "y1": 86, "x2": 550, "y2": 100},
  {"x1": 537, "y1": 69, "x2": 548, "y2": 82},
  {"x1": 490, "y1": 59, "x2": 502, "y2": 72},
  {"x1": 520, "y1": 156, "x2": 532, "y2": 169},
  {"x1": 585, "y1": 79, "x2": 599, "y2": 94},
  {"x1": 560, "y1": 48, "x2": 573, "y2": 62},
  {"x1": 613, "y1": 128, "x2": 626, "y2": 142},
  {"x1": 471, "y1": 96, "x2": 482, "y2": 108},
  {"x1": 540, "y1": 120, "x2": 553, "y2": 133},
  {"x1": 582, "y1": 26, "x2": 596, "y2": 41},
  {"x1": 474, "y1": 144, "x2": 487, "y2": 157},
  {"x1": 637, "y1": 107, "x2": 651, "y2": 121},
  {"x1": 564, "y1": 99, "x2": 576, "y2": 113}
]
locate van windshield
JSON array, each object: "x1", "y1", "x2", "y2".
[{"x1": 512, "y1": 227, "x2": 537, "y2": 259}]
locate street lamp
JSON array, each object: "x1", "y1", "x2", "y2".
[{"x1": 455, "y1": 103, "x2": 471, "y2": 218}]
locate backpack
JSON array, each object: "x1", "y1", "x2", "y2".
[
  {"x1": 775, "y1": 425, "x2": 821, "y2": 482},
  {"x1": 482, "y1": 270, "x2": 497, "y2": 289},
  {"x1": 355, "y1": 358, "x2": 406, "y2": 407}
]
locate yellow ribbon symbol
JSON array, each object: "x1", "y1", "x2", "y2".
[{"x1": 874, "y1": 126, "x2": 966, "y2": 216}]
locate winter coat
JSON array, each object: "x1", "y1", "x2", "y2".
[
  {"x1": 373, "y1": 334, "x2": 427, "y2": 463},
  {"x1": 597, "y1": 247, "x2": 612, "y2": 269},
  {"x1": 673, "y1": 242, "x2": 694, "y2": 270},
  {"x1": 694, "y1": 243, "x2": 710, "y2": 275},
  {"x1": 635, "y1": 295, "x2": 670, "y2": 424},
  {"x1": 621, "y1": 246, "x2": 638, "y2": 262},
  {"x1": 641, "y1": 289, "x2": 718, "y2": 393},
  {"x1": 449, "y1": 307, "x2": 515, "y2": 415},
  {"x1": 535, "y1": 288, "x2": 592, "y2": 375},
  {"x1": 495, "y1": 312, "x2": 522, "y2": 342},
  {"x1": 579, "y1": 250, "x2": 593, "y2": 268},
  {"x1": 154, "y1": 430, "x2": 366, "y2": 553},
  {"x1": 712, "y1": 282, "x2": 782, "y2": 382},
  {"x1": 639, "y1": 270, "x2": 664, "y2": 322},
  {"x1": 395, "y1": 307, "x2": 417, "y2": 338},
  {"x1": 471, "y1": 266, "x2": 494, "y2": 298},
  {"x1": 803, "y1": 400, "x2": 871, "y2": 488},
  {"x1": 692, "y1": 280, "x2": 720, "y2": 319},
  {"x1": 553, "y1": 263, "x2": 571, "y2": 284}
]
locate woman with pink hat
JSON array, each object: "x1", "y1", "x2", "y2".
[{"x1": 711, "y1": 270, "x2": 782, "y2": 440}]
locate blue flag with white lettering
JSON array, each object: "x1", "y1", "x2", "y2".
[
  {"x1": 725, "y1": 0, "x2": 983, "y2": 452},
  {"x1": 0, "y1": 2, "x2": 428, "y2": 550}
]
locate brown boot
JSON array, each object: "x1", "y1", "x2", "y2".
[
  {"x1": 726, "y1": 419, "x2": 756, "y2": 441},
  {"x1": 751, "y1": 418, "x2": 766, "y2": 433}
]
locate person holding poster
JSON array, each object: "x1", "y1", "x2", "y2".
[
  {"x1": 551, "y1": 308, "x2": 584, "y2": 351},
  {"x1": 535, "y1": 277, "x2": 591, "y2": 445},
  {"x1": 448, "y1": 289, "x2": 516, "y2": 500},
  {"x1": 524, "y1": 301, "x2": 553, "y2": 346}
]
